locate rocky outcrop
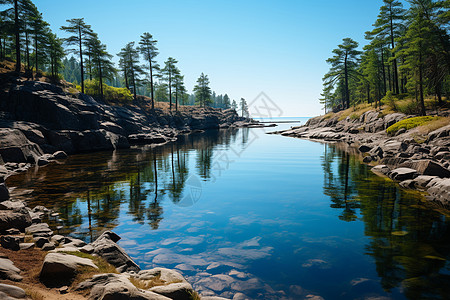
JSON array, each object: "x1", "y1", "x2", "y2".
[
  {"x1": 0, "y1": 283, "x2": 27, "y2": 299},
  {"x1": 0, "y1": 257, "x2": 22, "y2": 281},
  {"x1": 39, "y1": 252, "x2": 98, "y2": 286},
  {"x1": 275, "y1": 109, "x2": 450, "y2": 206},
  {"x1": 91, "y1": 231, "x2": 140, "y2": 273}
]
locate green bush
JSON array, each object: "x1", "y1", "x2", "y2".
[
  {"x1": 386, "y1": 116, "x2": 440, "y2": 135},
  {"x1": 76, "y1": 79, "x2": 133, "y2": 103}
]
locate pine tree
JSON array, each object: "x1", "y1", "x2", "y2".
[
  {"x1": 47, "y1": 32, "x2": 64, "y2": 79},
  {"x1": 161, "y1": 57, "x2": 179, "y2": 110},
  {"x1": 173, "y1": 73, "x2": 186, "y2": 111},
  {"x1": 240, "y1": 98, "x2": 249, "y2": 117},
  {"x1": 117, "y1": 42, "x2": 144, "y2": 101},
  {"x1": 231, "y1": 99, "x2": 237, "y2": 110},
  {"x1": 90, "y1": 36, "x2": 116, "y2": 101},
  {"x1": 223, "y1": 94, "x2": 231, "y2": 109},
  {"x1": 138, "y1": 32, "x2": 159, "y2": 110},
  {"x1": 61, "y1": 18, "x2": 94, "y2": 94},
  {"x1": 193, "y1": 73, "x2": 212, "y2": 107},
  {"x1": 323, "y1": 38, "x2": 361, "y2": 110}
]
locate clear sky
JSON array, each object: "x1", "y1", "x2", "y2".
[{"x1": 34, "y1": 0, "x2": 385, "y2": 117}]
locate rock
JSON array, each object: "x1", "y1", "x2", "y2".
[
  {"x1": 0, "y1": 258, "x2": 22, "y2": 281},
  {"x1": 0, "y1": 200, "x2": 25, "y2": 212},
  {"x1": 150, "y1": 282, "x2": 194, "y2": 300},
  {"x1": 0, "y1": 236, "x2": 20, "y2": 251},
  {"x1": 5, "y1": 229, "x2": 20, "y2": 235},
  {"x1": 371, "y1": 165, "x2": 390, "y2": 175},
  {"x1": 128, "y1": 133, "x2": 170, "y2": 145},
  {"x1": 41, "y1": 242, "x2": 55, "y2": 251},
  {"x1": 51, "y1": 235, "x2": 65, "y2": 245},
  {"x1": 413, "y1": 175, "x2": 437, "y2": 189},
  {"x1": 0, "y1": 128, "x2": 43, "y2": 163},
  {"x1": 79, "y1": 244, "x2": 94, "y2": 254},
  {"x1": 91, "y1": 231, "x2": 140, "y2": 273},
  {"x1": 0, "y1": 210, "x2": 32, "y2": 232},
  {"x1": 399, "y1": 180, "x2": 415, "y2": 189},
  {"x1": 58, "y1": 286, "x2": 69, "y2": 294},
  {"x1": 400, "y1": 160, "x2": 450, "y2": 178},
  {"x1": 19, "y1": 243, "x2": 34, "y2": 250},
  {"x1": 39, "y1": 252, "x2": 98, "y2": 286},
  {"x1": 363, "y1": 156, "x2": 373, "y2": 163},
  {"x1": 428, "y1": 124, "x2": 450, "y2": 141},
  {"x1": 52, "y1": 151, "x2": 68, "y2": 159},
  {"x1": 0, "y1": 283, "x2": 27, "y2": 299},
  {"x1": 37, "y1": 157, "x2": 50, "y2": 166},
  {"x1": 359, "y1": 145, "x2": 372, "y2": 153},
  {"x1": 427, "y1": 179, "x2": 450, "y2": 204},
  {"x1": 0, "y1": 183, "x2": 9, "y2": 201},
  {"x1": 389, "y1": 168, "x2": 418, "y2": 181},
  {"x1": 76, "y1": 273, "x2": 171, "y2": 300},
  {"x1": 63, "y1": 237, "x2": 86, "y2": 247},
  {"x1": 25, "y1": 223, "x2": 53, "y2": 237}
]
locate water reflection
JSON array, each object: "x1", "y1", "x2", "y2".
[
  {"x1": 5, "y1": 129, "x2": 450, "y2": 299},
  {"x1": 322, "y1": 144, "x2": 450, "y2": 299}
]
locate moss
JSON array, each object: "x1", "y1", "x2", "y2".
[{"x1": 386, "y1": 116, "x2": 441, "y2": 135}]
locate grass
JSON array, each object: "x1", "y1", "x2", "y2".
[
  {"x1": 129, "y1": 274, "x2": 183, "y2": 290},
  {"x1": 337, "y1": 103, "x2": 375, "y2": 121},
  {"x1": 416, "y1": 117, "x2": 450, "y2": 134},
  {"x1": 386, "y1": 116, "x2": 441, "y2": 135},
  {"x1": 25, "y1": 289, "x2": 45, "y2": 300}
]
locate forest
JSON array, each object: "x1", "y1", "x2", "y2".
[
  {"x1": 0, "y1": 0, "x2": 250, "y2": 114},
  {"x1": 321, "y1": 0, "x2": 449, "y2": 116}
]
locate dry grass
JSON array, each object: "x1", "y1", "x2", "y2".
[
  {"x1": 25, "y1": 289, "x2": 46, "y2": 300},
  {"x1": 416, "y1": 117, "x2": 450, "y2": 134},
  {"x1": 336, "y1": 103, "x2": 378, "y2": 121}
]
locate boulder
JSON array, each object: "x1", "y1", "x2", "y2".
[
  {"x1": 136, "y1": 268, "x2": 187, "y2": 284},
  {"x1": 91, "y1": 231, "x2": 140, "y2": 273},
  {"x1": 51, "y1": 235, "x2": 65, "y2": 245},
  {"x1": 0, "y1": 210, "x2": 32, "y2": 232},
  {"x1": 76, "y1": 273, "x2": 171, "y2": 300},
  {"x1": 428, "y1": 124, "x2": 450, "y2": 141},
  {"x1": 0, "y1": 200, "x2": 25, "y2": 212},
  {"x1": 63, "y1": 237, "x2": 87, "y2": 247},
  {"x1": 399, "y1": 180, "x2": 415, "y2": 189},
  {"x1": 79, "y1": 244, "x2": 94, "y2": 254},
  {"x1": 34, "y1": 237, "x2": 49, "y2": 248},
  {"x1": 400, "y1": 160, "x2": 450, "y2": 178},
  {"x1": 25, "y1": 223, "x2": 53, "y2": 237},
  {"x1": 0, "y1": 283, "x2": 27, "y2": 299},
  {"x1": 427, "y1": 179, "x2": 450, "y2": 204},
  {"x1": 19, "y1": 243, "x2": 34, "y2": 250},
  {"x1": 0, "y1": 258, "x2": 22, "y2": 281},
  {"x1": 0, "y1": 128, "x2": 43, "y2": 163},
  {"x1": 371, "y1": 165, "x2": 390, "y2": 175},
  {"x1": 413, "y1": 175, "x2": 437, "y2": 189},
  {"x1": 389, "y1": 168, "x2": 418, "y2": 181},
  {"x1": 0, "y1": 183, "x2": 9, "y2": 201},
  {"x1": 150, "y1": 282, "x2": 194, "y2": 300},
  {"x1": 0, "y1": 236, "x2": 21, "y2": 251},
  {"x1": 41, "y1": 242, "x2": 56, "y2": 251},
  {"x1": 358, "y1": 145, "x2": 372, "y2": 153},
  {"x1": 39, "y1": 252, "x2": 98, "y2": 286}
]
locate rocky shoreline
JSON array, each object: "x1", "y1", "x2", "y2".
[
  {"x1": 0, "y1": 78, "x2": 264, "y2": 181},
  {"x1": 271, "y1": 110, "x2": 450, "y2": 207}
]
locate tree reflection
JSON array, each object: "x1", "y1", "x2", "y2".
[{"x1": 322, "y1": 143, "x2": 450, "y2": 299}]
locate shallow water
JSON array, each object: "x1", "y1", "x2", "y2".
[{"x1": 7, "y1": 121, "x2": 450, "y2": 299}]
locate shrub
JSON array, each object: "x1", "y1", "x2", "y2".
[
  {"x1": 386, "y1": 116, "x2": 440, "y2": 135},
  {"x1": 76, "y1": 79, "x2": 133, "y2": 103}
]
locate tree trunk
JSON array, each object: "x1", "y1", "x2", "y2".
[
  {"x1": 389, "y1": 7, "x2": 399, "y2": 94},
  {"x1": 79, "y1": 27, "x2": 84, "y2": 94},
  {"x1": 169, "y1": 72, "x2": 172, "y2": 110},
  {"x1": 25, "y1": 32, "x2": 30, "y2": 71},
  {"x1": 418, "y1": 51, "x2": 426, "y2": 116},
  {"x1": 124, "y1": 69, "x2": 129, "y2": 90},
  {"x1": 436, "y1": 81, "x2": 443, "y2": 106},
  {"x1": 175, "y1": 89, "x2": 178, "y2": 111},
  {"x1": 148, "y1": 53, "x2": 155, "y2": 110},
  {"x1": 34, "y1": 33, "x2": 38, "y2": 78},
  {"x1": 99, "y1": 60, "x2": 104, "y2": 101},
  {"x1": 14, "y1": 0, "x2": 20, "y2": 73},
  {"x1": 387, "y1": 64, "x2": 392, "y2": 92},
  {"x1": 344, "y1": 53, "x2": 350, "y2": 109}
]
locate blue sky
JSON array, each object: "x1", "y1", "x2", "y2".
[{"x1": 34, "y1": 0, "x2": 385, "y2": 116}]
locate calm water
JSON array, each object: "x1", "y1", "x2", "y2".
[{"x1": 7, "y1": 119, "x2": 450, "y2": 300}]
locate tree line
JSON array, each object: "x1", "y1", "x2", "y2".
[
  {"x1": 0, "y1": 0, "x2": 249, "y2": 113},
  {"x1": 321, "y1": 0, "x2": 449, "y2": 116}
]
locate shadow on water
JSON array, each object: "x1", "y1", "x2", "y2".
[{"x1": 322, "y1": 144, "x2": 450, "y2": 299}]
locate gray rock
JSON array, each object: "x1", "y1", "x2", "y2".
[
  {"x1": 0, "y1": 258, "x2": 22, "y2": 281},
  {"x1": 371, "y1": 165, "x2": 390, "y2": 175},
  {"x1": 25, "y1": 223, "x2": 53, "y2": 237},
  {"x1": 0, "y1": 210, "x2": 32, "y2": 232},
  {"x1": 359, "y1": 145, "x2": 372, "y2": 153},
  {"x1": 51, "y1": 235, "x2": 65, "y2": 245},
  {"x1": 91, "y1": 231, "x2": 140, "y2": 273},
  {"x1": 150, "y1": 282, "x2": 194, "y2": 300},
  {"x1": 41, "y1": 242, "x2": 56, "y2": 251},
  {"x1": 39, "y1": 252, "x2": 98, "y2": 286},
  {"x1": 0, "y1": 128, "x2": 43, "y2": 163},
  {"x1": 0, "y1": 183, "x2": 9, "y2": 201},
  {"x1": 400, "y1": 160, "x2": 450, "y2": 178},
  {"x1": 413, "y1": 175, "x2": 437, "y2": 189},
  {"x1": 389, "y1": 168, "x2": 418, "y2": 181},
  {"x1": 76, "y1": 273, "x2": 171, "y2": 300},
  {"x1": 0, "y1": 283, "x2": 27, "y2": 299},
  {"x1": 19, "y1": 243, "x2": 34, "y2": 250},
  {"x1": 399, "y1": 180, "x2": 415, "y2": 189},
  {"x1": 0, "y1": 200, "x2": 25, "y2": 212},
  {"x1": 79, "y1": 244, "x2": 94, "y2": 254},
  {"x1": 427, "y1": 179, "x2": 450, "y2": 204},
  {"x1": 63, "y1": 237, "x2": 86, "y2": 247}
]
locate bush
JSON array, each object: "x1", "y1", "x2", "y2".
[
  {"x1": 76, "y1": 79, "x2": 133, "y2": 103},
  {"x1": 386, "y1": 116, "x2": 440, "y2": 135}
]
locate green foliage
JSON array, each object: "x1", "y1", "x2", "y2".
[
  {"x1": 77, "y1": 79, "x2": 132, "y2": 103},
  {"x1": 386, "y1": 116, "x2": 440, "y2": 135},
  {"x1": 193, "y1": 72, "x2": 212, "y2": 107}
]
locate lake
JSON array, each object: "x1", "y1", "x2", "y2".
[{"x1": 7, "y1": 118, "x2": 450, "y2": 299}]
